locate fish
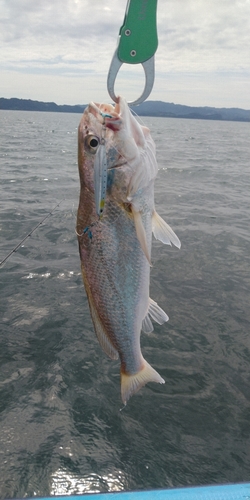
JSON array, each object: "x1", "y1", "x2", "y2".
[{"x1": 76, "y1": 96, "x2": 180, "y2": 405}]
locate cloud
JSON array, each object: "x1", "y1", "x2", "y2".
[
  {"x1": 157, "y1": 0, "x2": 250, "y2": 72},
  {"x1": 0, "y1": 0, "x2": 249, "y2": 107},
  {"x1": 0, "y1": 0, "x2": 120, "y2": 41},
  {"x1": 0, "y1": 1, "x2": 121, "y2": 76}
]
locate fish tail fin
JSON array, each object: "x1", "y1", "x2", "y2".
[{"x1": 121, "y1": 359, "x2": 165, "y2": 405}]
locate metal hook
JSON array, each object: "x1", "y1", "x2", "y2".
[
  {"x1": 107, "y1": 49, "x2": 155, "y2": 106},
  {"x1": 107, "y1": 0, "x2": 158, "y2": 106}
]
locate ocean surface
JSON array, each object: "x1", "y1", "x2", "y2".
[{"x1": 0, "y1": 110, "x2": 250, "y2": 499}]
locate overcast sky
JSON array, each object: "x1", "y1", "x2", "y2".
[{"x1": 1, "y1": 0, "x2": 250, "y2": 109}]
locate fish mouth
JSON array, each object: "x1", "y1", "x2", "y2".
[
  {"x1": 88, "y1": 101, "x2": 120, "y2": 122},
  {"x1": 108, "y1": 160, "x2": 127, "y2": 170},
  {"x1": 87, "y1": 99, "x2": 123, "y2": 134}
]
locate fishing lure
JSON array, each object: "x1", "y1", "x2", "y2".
[{"x1": 93, "y1": 112, "x2": 112, "y2": 218}]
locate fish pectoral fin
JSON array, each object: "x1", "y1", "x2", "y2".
[
  {"x1": 132, "y1": 206, "x2": 151, "y2": 265},
  {"x1": 121, "y1": 359, "x2": 165, "y2": 405},
  {"x1": 152, "y1": 210, "x2": 181, "y2": 249},
  {"x1": 142, "y1": 298, "x2": 169, "y2": 333}
]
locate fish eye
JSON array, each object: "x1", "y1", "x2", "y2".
[{"x1": 85, "y1": 135, "x2": 99, "y2": 153}]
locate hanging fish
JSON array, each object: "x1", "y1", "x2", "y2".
[{"x1": 76, "y1": 96, "x2": 180, "y2": 405}]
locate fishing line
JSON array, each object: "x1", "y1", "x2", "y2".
[
  {"x1": 119, "y1": 404, "x2": 127, "y2": 412},
  {"x1": 130, "y1": 107, "x2": 148, "y2": 127},
  {"x1": 0, "y1": 200, "x2": 64, "y2": 267}
]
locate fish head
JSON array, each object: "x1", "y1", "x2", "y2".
[
  {"x1": 78, "y1": 101, "x2": 121, "y2": 192},
  {"x1": 78, "y1": 97, "x2": 156, "y2": 206}
]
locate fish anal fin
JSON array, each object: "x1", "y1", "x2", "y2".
[
  {"x1": 142, "y1": 298, "x2": 169, "y2": 334},
  {"x1": 121, "y1": 359, "x2": 165, "y2": 405},
  {"x1": 148, "y1": 297, "x2": 169, "y2": 324},
  {"x1": 152, "y1": 210, "x2": 181, "y2": 249},
  {"x1": 132, "y1": 206, "x2": 151, "y2": 265}
]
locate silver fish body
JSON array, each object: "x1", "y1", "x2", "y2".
[{"x1": 77, "y1": 97, "x2": 180, "y2": 404}]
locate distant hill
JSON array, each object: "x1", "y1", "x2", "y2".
[
  {"x1": 130, "y1": 101, "x2": 250, "y2": 122},
  {"x1": 0, "y1": 97, "x2": 86, "y2": 114},
  {"x1": 1, "y1": 97, "x2": 250, "y2": 122}
]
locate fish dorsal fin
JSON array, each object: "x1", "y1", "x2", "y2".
[
  {"x1": 121, "y1": 357, "x2": 165, "y2": 405},
  {"x1": 119, "y1": 96, "x2": 146, "y2": 148},
  {"x1": 152, "y1": 210, "x2": 181, "y2": 249},
  {"x1": 132, "y1": 206, "x2": 151, "y2": 265},
  {"x1": 127, "y1": 136, "x2": 157, "y2": 198},
  {"x1": 81, "y1": 267, "x2": 118, "y2": 360},
  {"x1": 142, "y1": 298, "x2": 169, "y2": 334}
]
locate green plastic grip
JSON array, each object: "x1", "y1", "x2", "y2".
[{"x1": 118, "y1": 0, "x2": 158, "y2": 64}]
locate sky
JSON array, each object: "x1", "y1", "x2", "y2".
[{"x1": 0, "y1": 0, "x2": 250, "y2": 109}]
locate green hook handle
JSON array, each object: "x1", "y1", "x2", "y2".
[{"x1": 118, "y1": 0, "x2": 158, "y2": 64}]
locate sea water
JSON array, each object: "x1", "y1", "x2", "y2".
[{"x1": 0, "y1": 110, "x2": 250, "y2": 498}]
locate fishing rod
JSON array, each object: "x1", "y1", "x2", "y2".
[{"x1": 0, "y1": 200, "x2": 63, "y2": 267}]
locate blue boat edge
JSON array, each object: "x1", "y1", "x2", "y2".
[{"x1": 14, "y1": 482, "x2": 250, "y2": 500}]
